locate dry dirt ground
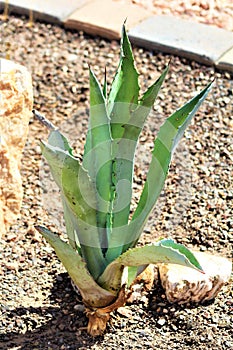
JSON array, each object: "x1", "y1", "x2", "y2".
[{"x1": 0, "y1": 15, "x2": 232, "y2": 350}]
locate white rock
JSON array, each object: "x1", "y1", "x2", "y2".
[
  {"x1": 158, "y1": 251, "x2": 232, "y2": 304},
  {"x1": 0, "y1": 59, "x2": 33, "y2": 237},
  {"x1": 157, "y1": 317, "x2": 166, "y2": 326},
  {"x1": 74, "y1": 304, "x2": 85, "y2": 312}
]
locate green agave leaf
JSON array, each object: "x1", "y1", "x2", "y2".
[
  {"x1": 126, "y1": 266, "x2": 138, "y2": 287},
  {"x1": 83, "y1": 69, "x2": 112, "y2": 250},
  {"x1": 47, "y1": 130, "x2": 79, "y2": 252},
  {"x1": 94, "y1": 23, "x2": 139, "y2": 259},
  {"x1": 40, "y1": 142, "x2": 96, "y2": 227},
  {"x1": 108, "y1": 23, "x2": 140, "y2": 129},
  {"x1": 103, "y1": 67, "x2": 107, "y2": 99},
  {"x1": 123, "y1": 81, "x2": 213, "y2": 251},
  {"x1": 35, "y1": 226, "x2": 115, "y2": 307},
  {"x1": 61, "y1": 195, "x2": 81, "y2": 254},
  {"x1": 48, "y1": 129, "x2": 73, "y2": 155},
  {"x1": 98, "y1": 239, "x2": 204, "y2": 293},
  {"x1": 40, "y1": 139, "x2": 80, "y2": 252},
  {"x1": 40, "y1": 141, "x2": 106, "y2": 279},
  {"x1": 106, "y1": 66, "x2": 169, "y2": 262}
]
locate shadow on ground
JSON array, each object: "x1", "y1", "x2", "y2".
[
  {"x1": 1, "y1": 271, "x2": 217, "y2": 350},
  {"x1": 0, "y1": 273, "x2": 99, "y2": 350}
]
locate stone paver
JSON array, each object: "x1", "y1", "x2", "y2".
[
  {"x1": 0, "y1": 1, "x2": 233, "y2": 71},
  {"x1": 129, "y1": 16, "x2": 233, "y2": 66},
  {"x1": 216, "y1": 47, "x2": 233, "y2": 73},
  {"x1": 64, "y1": 0, "x2": 150, "y2": 40},
  {"x1": 0, "y1": 0, "x2": 89, "y2": 23}
]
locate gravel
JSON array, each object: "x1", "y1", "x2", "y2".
[
  {"x1": 129, "y1": 0, "x2": 233, "y2": 31},
  {"x1": 0, "y1": 15, "x2": 232, "y2": 350}
]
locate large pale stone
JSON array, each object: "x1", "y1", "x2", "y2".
[
  {"x1": 158, "y1": 251, "x2": 232, "y2": 304},
  {"x1": 0, "y1": 58, "x2": 33, "y2": 236}
]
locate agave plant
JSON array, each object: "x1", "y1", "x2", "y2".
[{"x1": 35, "y1": 25, "x2": 212, "y2": 336}]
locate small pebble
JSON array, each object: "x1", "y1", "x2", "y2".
[{"x1": 157, "y1": 318, "x2": 166, "y2": 326}]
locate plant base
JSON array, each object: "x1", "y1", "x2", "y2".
[
  {"x1": 80, "y1": 265, "x2": 155, "y2": 336},
  {"x1": 71, "y1": 265, "x2": 155, "y2": 336},
  {"x1": 85, "y1": 286, "x2": 127, "y2": 337}
]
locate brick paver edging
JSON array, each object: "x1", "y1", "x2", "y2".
[{"x1": 0, "y1": 0, "x2": 233, "y2": 72}]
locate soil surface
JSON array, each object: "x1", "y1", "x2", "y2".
[{"x1": 1, "y1": 15, "x2": 232, "y2": 350}]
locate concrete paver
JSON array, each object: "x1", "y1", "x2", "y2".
[
  {"x1": 0, "y1": 0, "x2": 89, "y2": 23},
  {"x1": 0, "y1": 1, "x2": 233, "y2": 72},
  {"x1": 129, "y1": 16, "x2": 233, "y2": 66},
  {"x1": 64, "y1": 0, "x2": 150, "y2": 40},
  {"x1": 216, "y1": 48, "x2": 233, "y2": 73}
]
